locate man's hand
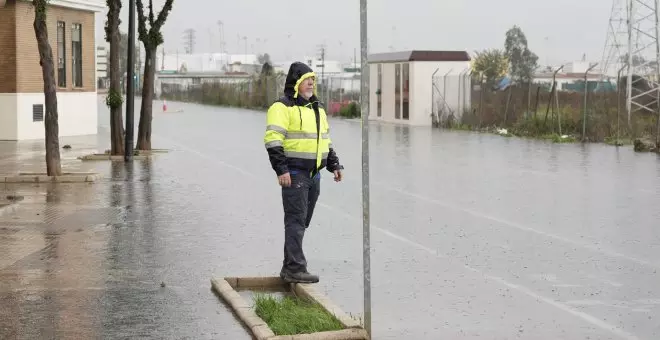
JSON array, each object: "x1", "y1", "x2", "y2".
[
  {"x1": 278, "y1": 172, "x2": 291, "y2": 187},
  {"x1": 333, "y1": 170, "x2": 343, "y2": 182}
]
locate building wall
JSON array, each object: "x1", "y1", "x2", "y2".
[
  {"x1": 0, "y1": 3, "x2": 17, "y2": 93},
  {"x1": 0, "y1": 94, "x2": 18, "y2": 140},
  {"x1": 15, "y1": 92, "x2": 98, "y2": 140},
  {"x1": 14, "y1": 0, "x2": 96, "y2": 93},
  {"x1": 0, "y1": 0, "x2": 99, "y2": 140}
]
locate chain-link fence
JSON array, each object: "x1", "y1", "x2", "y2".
[
  {"x1": 428, "y1": 67, "x2": 660, "y2": 143},
  {"x1": 316, "y1": 74, "x2": 361, "y2": 117},
  {"x1": 432, "y1": 69, "x2": 472, "y2": 127},
  {"x1": 158, "y1": 72, "x2": 363, "y2": 117},
  {"x1": 159, "y1": 73, "x2": 286, "y2": 109},
  {"x1": 465, "y1": 77, "x2": 657, "y2": 143}
]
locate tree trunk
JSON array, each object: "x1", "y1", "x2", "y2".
[
  {"x1": 107, "y1": 0, "x2": 124, "y2": 155},
  {"x1": 136, "y1": 47, "x2": 156, "y2": 150},
  {"x1": 33, "y1": 1, "x2": 62, "y2": 176}
]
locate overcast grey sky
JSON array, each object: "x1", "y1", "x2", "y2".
[{"x1": 95, "y1": 0, "x2": 612, "y2": 65}]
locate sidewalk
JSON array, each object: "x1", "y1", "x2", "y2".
[{"x1": 0, "y1": 135, "x2": 251, "y2": 340}]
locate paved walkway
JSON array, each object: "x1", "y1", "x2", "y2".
[
  {"x1": 0, "y1": 135, "x2": 251, "y2": 339},
  {"x1": 1, "y1": 97, "x2": 660, "y2": 339}
]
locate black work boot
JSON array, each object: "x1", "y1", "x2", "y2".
[{"x1": 281, "y1": 270, "x2": 319, "y2": 284}]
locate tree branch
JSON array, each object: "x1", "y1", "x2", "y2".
[
  {"x1": 148, "y1": 0, "x2": 155, "y2": 25},
  {"x1": 153, "y1": 0, "x2": 174, "y2": 31},
  {"x1": 135, "y1": 0, "x2": 149, "y2": 43}
]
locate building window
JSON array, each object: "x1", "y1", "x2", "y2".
[
  {"x1": 57, "y1": 21, "x2": 66, "y2": 87},
  {"x1": 402, "y1": 63, "x2": 409, "y2": 120},
  {"x1": 377, "y1": 64, "x2": 382, "y2": 117},
  {"x1": 395, "y1": 63, "x2": 401, "y2": 119},
  {"x1": 71, "y1": 23, "x2": 83, "y2": 87}
]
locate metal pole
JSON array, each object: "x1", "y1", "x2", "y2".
[
  {"x1": 654, "y1": 0, "x2": 660, "y2": 147},
  {"x1": 359, "y1": 0, "x2": 371, "y2": 337},
  {"x1": 124, "y1": 0, "x2": 135, "y2": 162},
  {"x1": 627, "y1": 0, "x2": 634, "y2": 127},
  {"x1": 582, "y1": 63, "x2": 598, "y2": 141}
]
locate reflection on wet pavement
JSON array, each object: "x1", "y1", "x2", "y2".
[{"x1": 1, "y1": 97, "x2": 659, "y2": 339}]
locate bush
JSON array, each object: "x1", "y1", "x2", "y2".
[{"x1": 338, "y1": 102, "x2": 360, "y2": 118}]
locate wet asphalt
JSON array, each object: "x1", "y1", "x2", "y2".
[{"x1": 1, "y1": 97, "x2": 659, "y2": 339}]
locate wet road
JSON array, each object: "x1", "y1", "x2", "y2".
[{"x1": 1, "y1": 97, "x2": 660, "y2": 339}]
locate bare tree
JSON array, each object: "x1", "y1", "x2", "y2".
[
  {"x1": 135, "y1": 0, "x2": 174, "y2": 151},
  {"x1": 32, "y1": 0, "x2": 62, "y2": 176},
  {"x1": 105, "y1": 0, "x2": 125, "y2": 155}
]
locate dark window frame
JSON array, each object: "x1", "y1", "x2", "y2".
[
  {"x1": 57, "y1": 21, "x2": 66, "y2": 88},
  {"x1": 71, "y1": 23, "x2": 83, "y2": 88}
]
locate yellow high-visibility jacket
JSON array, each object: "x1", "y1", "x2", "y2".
[{"x1": 264, "y1": 62, "x2": 343, "y2": 176}]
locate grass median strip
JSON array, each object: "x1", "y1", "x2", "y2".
[{"x1": 253, "y1": 293, "x2": 344, "y2": 336}]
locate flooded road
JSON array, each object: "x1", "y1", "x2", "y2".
[{"x1": 2, "y1": 97, "x2": 659, "y2": 339}]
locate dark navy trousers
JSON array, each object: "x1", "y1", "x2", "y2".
[{"x1": 281, "y1": 170, "x2": 321, "y2": 273}]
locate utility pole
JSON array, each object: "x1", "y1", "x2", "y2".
[
  {"x1": 359, "y1": 0, "x2": 371, "y2": 337},
  {"x1": 243, "y1": 36, "x2": 247, "y2": 64},
  {"x1": 183, "y1": 28, "x2": 196, "y2": 54},
  {"x1": 217, "y1": 20, "x2": 225, "y2": 54},
  {"x1": 124, "y1": 0, "x2": 136, "y2": 162}
]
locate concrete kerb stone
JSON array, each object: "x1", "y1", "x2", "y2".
[
  {"x1": 79, "y1": 154, "x2": 150, "y2": 161},
  {"x1": 293, "y1": 284, "x2": 363, "y2": 330},
  {"x1": 270, "y1": 329, "x2": 369, "y2": 340},
  {"x1": 0, "y1": 172, "x2": 102, "y2": 183},
  {"x1": 210, "y1": 276, "x2": 369, "y2": 340},
  {"x1": 78, "y1": 149, "x2": 170, "y2": 161}
]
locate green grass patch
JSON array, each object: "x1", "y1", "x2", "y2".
[{"x1": 253, "y1": 293, "x2": 344, "y2": 336}]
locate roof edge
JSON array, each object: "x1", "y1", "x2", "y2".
[{"x1": 368, "y1": 50, "x2": 471, "y2": 63}]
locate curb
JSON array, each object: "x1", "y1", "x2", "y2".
[
  {"x1": 78, "y1": 149, "x2": 169, "y2": 161},
  {"x1": 211, "y1": 276, "x2": 369, "y2": 340},
  {"x1": 1, "y1": 172, "x2": 102, "y2": 183}
]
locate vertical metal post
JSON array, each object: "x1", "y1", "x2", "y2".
[
  {"x1": 626, "y1": 0, "x2": 634, "y2": 127},
  {"x1": 124, "y1": 0, "x2": 136, "y2": 162},
  {"x1": 582, "y1": 63, "x2": 598, "y2": 141},
  {"x1": 359, "y1": 0, "x2": 371, "y2": 337},
  {"x1": 654, "y1": 0, "x2": 660, "y2": 146}
]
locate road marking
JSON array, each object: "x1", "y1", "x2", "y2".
[
  {"x1": 375, "y1": 183, "x2": 659, "y2": 270},
  {"x1": 156, "y1": 133, "x2": 641, "y2": 340},
  {"x1": 157, "y1": 131, "x2": 658, "y2": 271}
]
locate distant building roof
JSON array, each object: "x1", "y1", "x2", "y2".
[
  {"x1": 368, "y1": 50, "x2": 471, "y2": 63},
  {"x1": 535, "y1": 72, "x2": 606, "y2": 80}
]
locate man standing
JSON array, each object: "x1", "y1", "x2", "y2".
[{"x1": 264, "y1": 62, "x2": 344, "y2": 284}]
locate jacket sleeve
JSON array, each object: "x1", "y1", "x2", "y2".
[
  {"x1": 322, "y1": 110, "x2": 343, "y2": 173},
  {"x1": 326, "y1": 147, "x2": 343, "y2": 173},
  {"x1": 264, "y1": 103, "x2": 289, "y2": 175}
]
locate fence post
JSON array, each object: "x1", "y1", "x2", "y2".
[{"x1": 582, "y1": 63, "x2": 598, "y2": 141}]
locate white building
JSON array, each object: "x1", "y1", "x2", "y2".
[
  {"x1": 160, "y1": 52, "x2": 261, "y2": 75},
  {"x1": 533, "y1": 61, "x2": 615, "y2": 92},
  {"x1": 368, "y1": 50, "x2": 471, "y2": 126},
  {"x1": 0, "y1": 0, "x2": 104, "y2": 141}
]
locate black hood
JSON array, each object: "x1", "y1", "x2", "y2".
[{"x1": 283, "y1": 62, "x2": 317, "y2": 101}]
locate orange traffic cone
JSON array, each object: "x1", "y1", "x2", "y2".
[{"x1": 163, "y1": 100, "x2": 167, "y2": 112}]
